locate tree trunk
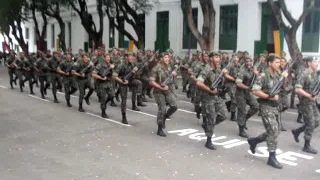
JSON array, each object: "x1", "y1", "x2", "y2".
[
  {"x1": 56, "y1": 16, "x2": 66, "y2": 52},
  {"x1": 93, "y1": 32, "x2": 103, "y2": 48},
  {"x1": 37, "y1": 37, "x2": 46, "y2": 51},
  {"x1": 135, "y1": 34, "x2": 145, "y2": 50}
]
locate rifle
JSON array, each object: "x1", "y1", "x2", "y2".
[
  {"x1": 123, "y1": 50, "x2": 159, "y2": 81},
  {"x1": 210, "y1": 61, "x2": 233, "y2": 90},
  {"x1": 80, "y1": 63, "x2": 92, "y2": 75},
  {"x1": 311, "y1": 76, "x2": 320, "y2": 97},
  {"x1": 269, "y1": 60, "x2": 296, "y2": 98},
  {"x1": 161, "y1": 64, "x2": 181, "y2": 87},
  {"x1": 100, "y1": 64, "x2": 115, "y2": 79},
  {"x1": 249, "y1": 70, "x2": 256, "y2": 87}
]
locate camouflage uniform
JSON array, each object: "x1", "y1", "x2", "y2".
[
  {"x1": 22, "y1": 57, "x2": 35, "y2": 94},
  {"x1": 6, "y1": 56, "x2": 18, "y2": 89},
  {"x1": 251, "y1": 70, "x2": 281, "y2": 152},
  {"x1": 36, "y1": 57, "x2": 51, "y2": 98},
  {"x1": 150, "y1": 62, "x2": 178, "y2": 131},
  {"x1": 58, "y1": 59, "x2": 77, "y2": 106},
  {"x1": 235, "y1": 65, "x2": 259, "y2": 136},
  {"x1": 188, "y1": 60, "x2": 201, "y2": 102},
  {"x1": 73, "y1": 61, "x2": 94, "y2": 110},
  {"x1": 197, "y1": 65, "x2": 227, "y2": 137},
  {"x1": 92, "y1": 62, "x2": 114, "y2": 116},
  {"x1": 225, "y1": 63, "x2": 241, "y2": 114},
  {"x1": 181, "y1": 56, "x2": 190, "y2": 91},
  {"x1": 47, "y1": 56, "x2": 62, "y2": 102},
  {"x1": 292, "y1": 68, "x2": 319, "y2": 154},
  {"x1": 15, "y1": 58, "x2": 25, "y2": 92}
]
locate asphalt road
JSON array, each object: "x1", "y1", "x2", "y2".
[{"x1": 0, "y1": 66, "x2": 319, "y2": 180}]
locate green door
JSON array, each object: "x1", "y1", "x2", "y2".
[
  {"x1": 219, "y1": 5, "x2": 238, "y2": 50},
  {"x1": 155, "y1": 11, "x2": 170, "y2": 52}
]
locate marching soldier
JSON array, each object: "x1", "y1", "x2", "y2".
[
  {"x1": 180, "y1": 52, "x2": 190, "y2": 92},
  {"x1": 5, "y1": 50, "x2": 18, "y2": 89},
  {"x1": 57, "y1": 53, "x2": 77, "y2": 107},
  {"x1": 224, "y1": 53, "x2": 241, "y2": 121},
  {"x1": 133, "y1": 50, "x2": 148, "y2": 106},
  {"x1": 248, "y1": 54, "x2": 288, "y2": 169},
  {"x1": 235, "y1": 57, "x2": 259, "y2": 138},
  {"x1": 291, "y1": 56, "x2": 319, "y2": 154},
  {"x1": 35, "y1": 51, "x2": 50, "y2": 98},
  {"x1": 15, "y1": 52, "x2": 27, "y2": 92},
  {"x1": 196, "y1": 52, "x2": 227, "y2": 150},
  {"x1": 149, "y1": 52, "x2": 178, "y2": 137},
  {"x1": 72, "y1": 53, "x2": 94, "y2": 112},
  {"x1": 92, "y1": 54, "x2": 115, "y2": 118},
  {"x1": 47, "y1": 52, "x2": 62, "y2": 103},
  {"x1": 21, "y1": 53, "x2": 35, "y2": 95}
]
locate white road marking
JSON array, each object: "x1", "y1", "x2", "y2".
[
  {"x1": 57, "y1": 92, "x2": 79, "y2": 99},
  {"x1": 176, "y1": 93, "x2": 185, "y2": 97},
  {"x1": 0, "y1": 85, "x2": 8, "y2": 89},
  {"x1": 126, "y1": 109, "x2": 157, "y2": 118},
  {"x1": 86, "y1": 112, "x2": 131, "y2": 127},
  {"x1": 179, "y1": 100, "x2": 193, "y2": 105},
  {"x1": 28, "y1": 95, "x2": 50, "y2": 102},
  {"x1": 286, "y1": 111, "x2": 298, "y2": 115},
  {"x1": 316, "y1": 169, "x2": 320, "y2": 173}
]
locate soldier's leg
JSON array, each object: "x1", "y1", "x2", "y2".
[
  {"x1": 182, "y1": 73, "x2": 189, "y2": 92},
  {"x1": 27, "y1": 72, "x2": 34, "y2": 94},
  {"x1": 164, "y1": 90, "x2": 178, "y2": 127},
  {"x1": 84, "y1": 80, "x2": 94, "y2": 105},
  {"x1": 194, "y1": 87, "x2": 202, "y2": 119},
  {"x1": 13, "y1": 71, "x2": 18, "y2": 85},
  {"x1": 17, "y1": 70, "x2": 24, "y2": 92},
  {"x1": 78, "y1": 81, "x2": 85, "y2": 112},
  {"x1": 290, "y1": 91, "x2": 296, "y2": 108},
  {"x1": 236, "y1": 91, "x2": 248, "y2": 138},
  {"x1": 246, "y1": 93, "x2": 259, "y2": 122},
  {"x1": 202, "y1": 96, "x2": 217, "y2": 150},
  {"x1": 229, "y1": 85, "x2": 238, "y2": 121},
  {"x1": 39, "y1": 76, "x2": 45, "y2": 98},
  {"x1": 69, "y1": 79, "x2": 78, "y2": 95},
  {"x1": 64, "y1": 80, "x2": 72, "y2": 107},
  {"x1": 119, "y1": 85, "x2": 128, "y2": 124},
  {"x1": 215, "y1": 98, "x2": 227, "y2": 125},
  {"x1": 301, "y1": 104, "x2": 319, "y2": 154},
  {"x1": 8, "y1": 70, "x2": 14, "y2": 89},
  {"x1": 97, "y1": 85, "x2": 108, "y2": 118},
  {"x1": 51, "y1": 75, "x2": 59, "y2": 103},
  {"x1": 173, "y1": 76, "x2": 178, "y2": 89},
  {"x1": 296, "y1": 95, "x2": 304, "y2": 123},
  {"x1": 154, "y1": 92, "x2": 167, "y2": 137},
  {"x1": 43, "y1": 75, "x2": 51, "y2": 95}
]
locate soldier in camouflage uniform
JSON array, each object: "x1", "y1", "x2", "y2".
[
  {"x1": 149, "y1": 52, "x2": 178, "y2": 137},
  {"x1": 196, "y1": 52, "x2": 227, "y2": 150},
  {"x1": 291, "y1": 56, "x2": 319, "y2": 154},
  {"x1": 111, "y1": 47, "x2": 122, "y2": 103},
  {"x1": 21, "y1": 52, "x2": 35, "y2": 95},
  {"x1": 72, "y1": 53, "x2": 94, "y2": 112},
  {"x1": 180, "y1": 52, "x2": 190, "y2": 92},
  {"x1": 5, "y1": 50, "x2": 19, "y2": 89},
  {"x1": 143, "y1": 49, "x2": 157, "y2": 99},
  {"x1": 191, "y1": 52, "x2": 209, "y2": 119},
  {"x1": 35, "y1": 51, "x2": 50, "y2": 99},
  {"x1": 248, "y1": 54, "x2": 288, "y2": 169},
  {"x1": 92, "y1": 54, "x2": 115, "y2": 118},
  {"x1": 235, "y1": 57, "x2": 259, "y2": 138},
  {"x1": 47, "y1": 52, "x2": 62, "y2": 103},
  {"x1": 57, "y1": 53, "x2": 77, "y2": 107},
  {"x1": 188, "y1": 53, "x2": 201, "y2": 103},
  {"x1": 14, "y1": 52, "x2": 27, "y2": 92},
  {"x1": 220, "y1": 52, "x2": 230, "y2": 69},
  {"x1": 224, "y1": 54, "x2": 241, "y2": 121},
  {"x1": 133, "y1": 50, "x2": 148, "y2": 106},
  {"x1": 112, "y1": 52, "x2": 140, "y2": 124},
  {"x1": 167, "y1": 49, "x2": 180, "y2": 89}
]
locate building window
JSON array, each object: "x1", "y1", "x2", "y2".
[
  {"x1": 118, "y1": 17, "x2": 125, "y2": 48},
  {"x1": 182, "y1": 8, "x2": 198, "y2": 49},
  {"x1": 25, "y1": 28, "x2": 29, "y2": 39},
  {"x1": 51, "y1": 24, "x2": 55, "y2": 48},
  {"x1": 68, "y1": 22, "x2": 72, "y2": 48},
  {"x1": 302, "y1": 0, "x2": 320, "y2": 52},
  {"x1": 219, "y1": 5, "x2": 238, "y2": 50}
]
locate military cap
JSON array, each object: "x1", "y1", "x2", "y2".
[
  {"x1": 303, "y1": 56, "x2": 318, "y2": 61},
  {"x1": 97, "y1": 47, "x2": 105, "y2": 51},
  {"x1": 65, "y1": 52, "x2": 72, "y2": 56},
  {"x1": 232, "y1": 53, "x2": 240, "y2": 57},
  {"x1": 209, "y1": 52, "x2": 220, "y2": 57},
  {"x1": 124, "y1": 52, "x2": 134, "y2": 57},
  {"x1": 259, "y1": 53, "x2": 266, "y2": 57},
  {"x1": 82, "y1": 53, "x2": 89, "y2": 57},
  {"x1": 137, "y1": 49, "x2": 144, "y2": 53},
  {"x1": 145, "y1": 49, "x2": 152, "y2": 52},
  {"x1": 160, "y1": 52, "x2": 169, "y2": 57},
  {"x1": 112, "y1": 47, "x2": 119, "y2": 51},
  {"x1": 165, "y1": 48, "x2": 174, "y2": 53}
]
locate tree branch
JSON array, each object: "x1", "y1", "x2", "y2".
[
  {"x1": 279, "y1": 0, "x2": 297, "y2": 25},
  {"x1": 296, "y1": 0, "x2": 315, "y2": 26},
  {"x1": 268, "y1": 0, "x2": 290, "y2": 29},
  {"x1": 181, "y1": 0, "x2": 202, "y2": 41},
  {"x1": 67, "y1": 0, "x2": 81, "y2": 16}
]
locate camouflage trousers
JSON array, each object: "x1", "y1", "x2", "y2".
[
  {"x1": 39, "y1": 75, "x2": 51, "y2": 96},
  {"x1": 225, "y1": 82, "x2": 237, "y2": 112},
  {"x1": 189, "y1": 81, "x2": 196, "y2": 103},
  {"x1": 16, "y1": 70, "x2": 25, "y2": 90},
  {"x1": 77, "y1": 78, "x2": 94, "y2": 105},
  {"x1": 153, "y1": 88, "x2": 178, "y2": 126},
  {"x1": 201, "y1": 93, "x2": 227, "y2": 137},
  {"x1": 256, "y1": 104, "x2": 280, "y2": 152},
  {"x1": 118, "y1": 84, "x2": 128, "y2": 113},
  {"x1": 96, "y1": 81, "x2": 115, "y2": 110},
  {"x1": 7, "y1": 68, "x2": 18, "y2": 87},
  {"x1": 23, "y1": 70, "x2": 36, "y2": 93},
  {"x1": 236, "y1": 89, "x2": 259, "y2": 127},
  {"x1": 62, "y1": 76, "x2": 77, "y2": 101},
  {"x1": 51, "y1": 73, "x2": 62, "y2": 98},
  {"x1": 181, "y1": 71, "x2": 189, "y2": 88},
  {"x1": 295, "y1": 99, "x2": 320, "y2": 141},
  {"x1": 279, "y1": 91, "x2": 289, "y2": 112},
  {"x1": 129, "y1": 79, "x2": 143, "y2": 104}
]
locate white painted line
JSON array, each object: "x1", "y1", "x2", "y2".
[
  {"x1": 316, "y1": 169, "x2": 320, "y2": 173},
  {"x1": 0, "y1": 85, "x2": 8, "y2": 89},
  {"x1": 86, "y1": 112, "x2": 131, "y2": 127},
  {"x1": 286, "y1": 111, "x2": 298, "y2": 115},
  {"x1": 57, "y1": 91, "x2": 79, "y2": 99},
  {"x1": 28, "y1": 95, "x2": 50, "y2": 102},
  {"x1": 176, "y1": 93, "x2": 185, "y2": 97},
  {"x1": 126, "y1": 109, "x2": 157, "y2": 118},
  {"x1": 178, "y1": 108, "x2": 197, "y2": 115},
  {"x1": 179, "y1": 100, "x2": 193, "y2": 105}
]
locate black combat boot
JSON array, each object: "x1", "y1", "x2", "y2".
[
  {"x1": 182, "y1": 85, "x2": 187, "y2": 92},
  {"x1": 238, "y1": 125, "x2": 248, "y2": 138},
  {"x1": 78, "y1": 103, "x2": 85, "y2": 112},
  {"x1": 10, "y1": 81, "x2": 14, "y2": 89},
  {"x1": 115, "y1": 90, "x2": 120, "y2": 102},
  {"x1": 132, "y1": 103, "x2": 140, "y2": 111},
  {"x1": 67, "y1": 100, "x2": 72, "y2": 107},
  {"x1": 195, "y1": 106, "x2": 201, "y2": 119},
  {"x1": 84, "y1": 97, "x2": 90, "y2": 105},
  {"x1": 101, "y1": 109, "x2": 109, "y2": 118},
  {"x1": 122, "y1": 113, "x2": 128, "y2": 124},
  {"x1": 141, "y1": 94, "x2": 147, "y2": 102},
  {"x1": 225, "y1": 101, "x2": 231, "y2": 112},
  {"x1": 54, "y1": 95, "x2": 59, "y2": 103},
  {"x1": 296, "y1": 113, "x2": 303, "y2": 123},
  {"x1": 205, "y1": 136, "x2": 216, "y2": 150},
  {"x1": 247, "y1": 136, "x2": 264, "y2": 154},
  {"x1": 137, "y1": 95, "x2": 147, "y2": 107},
  {"x1": 30, "y1": 86, "x2": 35, "y2": 95},
  {"x1": 267, "y1": 152, "x2": 283, "y2": 169},
  {"x1": 302, "y1": 140, "x2": 318, "y2": 154},
  {"x1": 230, "y1": 111, "x2": 236, "y2": 121},
  {"x1": 110, "y1": 98, "x2": 117, "y2": 107},
  {"x1": 157, "y1": 124, "x2": 167, "y2": 137}
]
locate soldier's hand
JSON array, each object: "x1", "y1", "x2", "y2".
[
  {"x1": 81, "y1": 74, "x2": 85, "y2": 77},
  {"x1": 209, "y1": 88, "x2": 218, "y2": 94},
  {"x1": 222, "y1": 68, "x2": 228, "y2": 73},
  {"x1": 172, "y1": 71, "x2": 177, "y2": 76},
  {"x1": 133, "y1": 67, "x2": 138, "y2": 72},
  {"x1": 282, "y1": 71, "x2": 289, "y2": 78},
  {"x1": 162, "y1": 86, "x2": 169, "y2": 91},
  {"x1": 253, "y1": 69, "x2": 259, "y2": 75},
  {"x1": 65, "y1": 72, "x2": 69, "y2": 76},
  {"x1": 269, "y1": 95, "x2": 279, "y2": 101},
  {"x1": 123, "y1": 80, "x2": 129, "y2": 85},
  {"x1": 102, "y1": 76, "x2": 107, "y2": 81}
]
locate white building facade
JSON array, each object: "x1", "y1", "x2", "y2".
[{"x1": 22, "y1": 0, "x2": 319, "y2": 58}]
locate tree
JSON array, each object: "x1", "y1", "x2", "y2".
[
  {"x1": 268, "y1": 0, "x2": 315, "y2": 64},
  {"x1": 67, "y1": 0, "x2": 104, "y2": 48},
  {"x1": 181, "y1": 0, "x2": 215, "y2": 52},
  {"x1": 0, "y1": 0, "x2": 29, "y2": 54},
  {"x1": 28, "y1": 0, "x2": 48, "y2": 52},
  {"x1": 104, "y1": 0, "x2": 158, "y2": 49}
]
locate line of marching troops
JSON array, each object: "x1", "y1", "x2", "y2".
[{"x1": 4, "y1": 47, "x2": 319, "y2": 169}]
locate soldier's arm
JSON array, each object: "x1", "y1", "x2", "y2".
[
  {"x1": 295, "y1": 72, "x2": 314, "y2": 99},
  {"x1": 224, "y1": 67, "x2": 236, "y2": 81},
  {"x1": 252, "y1": 75, "x2": 278, "y2": 101},
  {"x1": 112, "y1": 65, "x2": 128, "y2": 84},
  {"x1": 196, "y1": 68, "x2": 217, "y2": 94},
  {"x1": 149, "y1": 67, "x2": 168, "y2": 91},
  {"x1": 57, "y1": 63, "x2": 67, "y2": 75}
]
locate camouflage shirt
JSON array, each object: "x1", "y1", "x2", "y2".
[
  {"x1": 47, "y1": 57, "x2": 60, "y2": 73},
  {"x1": 111, "y1": 54, "x2": 122, "y2": 68},
  {"x1": 226, "y1": 63, "x2": 241, "y2": 83},
  {"x1": 197, "y1": 65, "x2": 222, "y2": 96},
  {"x1": 150, "y1": 62, "x2": 174, "y2": 93},
  {"x1": 295, "y1": 68, "x2": 319, "y2": 96},
  {"x1": 113, "y1": 61, "x2": 135, "y2": 81},
  {"x1": 58, "y1": 59, "x2": 74, "y2": 77},
  {"x1": 36, "y1": 57, "x2": 49, "y2": 76},
  {"x1": 73, "y1": 60, "x2": 93, "y2": 80},
  {"x1": 191, "y1": 62, "x2": 208, "y2": 79},
  {"x1": 254, "y1": 61, "x2": 268, "y2": 73},
  {"x1": 236, "y1": 65, "x2": 255, "y2": 87},
  {"x1": 92, "y1": 61, "x2": 113, "y2": 85}
]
